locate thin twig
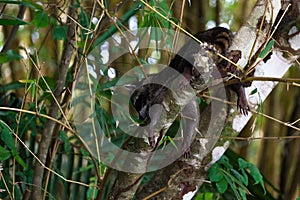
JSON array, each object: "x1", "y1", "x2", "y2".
[
  {"x1": 139, "y1": 0, "x2": 243, "y2": 71},
  {"x1": 96, "y1": 0, "x2": 149, "y2": 79},
  {"x1": 0, "y1": 171, "x2": 13, "y2": 200},
  {"x1": 169, "y1": 0, "x2": 186, "y2": 64},
  {"x1": 201, "y1": 94, "x2": 300, "y2": 132},
  {"x1": 142, "y1": 187, "x2": 167, "y2": 200},
  {"x1": 24, "y1": 50, "x2": 73, "y2": 130},
  {"x1": 245, "y1": 3, "x2": 291, "y2": 75},
  {"x1": 0, "y1": 120, "x2": 91, "y2": 188},
  {"x1": 0, "y1": 106, "x2": 74, "y2": 132}
]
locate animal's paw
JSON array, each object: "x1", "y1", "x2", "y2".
[
  {"x1": 182, "y1": 144, "x2": 191, "y2": 158},
  {"x1": 237, "y1": 96, "x2": 250, "y2": 115},
  {"x1": 183, "y1": 148, "x2": 191, "y2": 158}
]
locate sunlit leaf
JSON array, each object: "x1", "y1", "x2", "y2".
[
  {"x1": 92, "y1": 2, "x2": 140, "y2": 50},
  {"x1": 259, "y1": 40, "x2": 274, "y2": 58},
  {"x1": 167, "y1": 136, "x2": 177, "y2": 149},
  {"x1": 194, "y1": 193, "x2": 214, "y2": 200},
  {"x1": 30, "y1": 81, "x2": 36, "y2": 99},
  {"x1": 19, "y1": 79, "x2": 34, "y2": 84}
]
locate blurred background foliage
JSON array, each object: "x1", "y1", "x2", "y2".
[{"x1": 0, "y1": 0, "x2": 299, "y2": 199}]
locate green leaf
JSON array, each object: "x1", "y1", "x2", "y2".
[
  {"x1": 259, "y1": 40, "x2": 275, "y2": 58},
  {"x1": 0, "y1": 50, "x2": 22, "y2": 64},
  {"x1": 231, "y1": 169, "x2": 247, "y2": 186},
  {"x1": 13, "y1": 153, "x2": 28, "y2": 170},
  {"x1": 0, "y1": 81, "x2": 25, "y2": 93},
  {"x1": 167, "y1": 136, "x2": 177, "y2": 149},
  {"x1": 87, "y1": 185, "x2": 98, "y2": 199},
  {"x1": 209, "y1": 166, "x2": 224, "y2": 182},
  {"x1": 0, "y1": 1, "x2": 43, "y2": 10},
  {"x1": 240, "y1": 168, "x2": 249, "y2": 186},
  {"x1": 19, "y1": 79, "x2": 37, "y2": 99},
  {"x1": 248, "y1": 163, "x2": 266, "y2": 195},
  {"x1": 60, "y1": 131, "x2": 71, "y2": 154},
  {"x1": 238, "y1": 158, "x2": 248, "y2": 169},
  {"x1": 79, "y1": 7, "x2": 90, "y2": 38},
  {"x1": 79, "y1": 7, "x2": 89, "y2": 27},
  {"x1": 19, "y1": 79, "x2": 34, "y2": 84},
  {"x1": 250, "y1": 88, "x2": 258, "y2": 95},
  {"x1": 38, "y1": 76, "x2": 56, "y2": 92},
  {"x1": 224, "y1": 174, "x2": 240, "y2": 198},
  {"x1": 0, "y1": 145, "x2": 11, "y2": 161},
  {"x1": 53, "y1": 25, "x2": 68, "y2": 40},
  {"x1": 238, "y1": 187, "x2": 247, "y2": 200},
  {"x1": 195, "y1": 193, "x2": 214, "y2": 200},
  {"x1": 238, "y1": 158, "x2": 266, "y2": 194},
  {"x1": 80, "y1": 148, "x2": 90, "y2": 157},
  {"x1": 32, "y1": 10, "x2": 49, "y2": 28},
  {"x1": 248, "y1": 163, "x2": 263, "y2": 184},
  {"x1": 218, "y1": 155, "x2": 233, "y2": 169},
  {"x1": 79, "y1": 164, "x2": 94, "y2": 173},
  {"x1": 216, "y1": 177, "x2": 228, "y2": 193},
  {"x1": 0, "y1": 120, "x2": 28, "y2": 169},
  {"x1": 0, "y1": 18, "x2": 28, "y2": 25},
  {"x1": 0, "y1": 121, "x2": 16, "y2": 153},
  {"x1": 30, "y1": 81, "x2": 36, "y2": 99}
]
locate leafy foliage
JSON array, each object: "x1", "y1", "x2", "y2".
[{"x1": 196, "y1": 149, "x2": 275, "y2": 200}]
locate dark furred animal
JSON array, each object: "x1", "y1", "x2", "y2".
[
  {"x1": 130, "y1": 27, "x2": 250, "y2": 157},
  {"x1": 170, "y1": 27, "x2": 233, "y2": 82}
]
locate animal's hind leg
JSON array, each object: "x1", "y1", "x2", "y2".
[
  {"x1": 148, "y1": 104, "x2": 164, "y2": 149},
  {"x1": 181, "y1": 99, "x2": 199, "y2": 158}
]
